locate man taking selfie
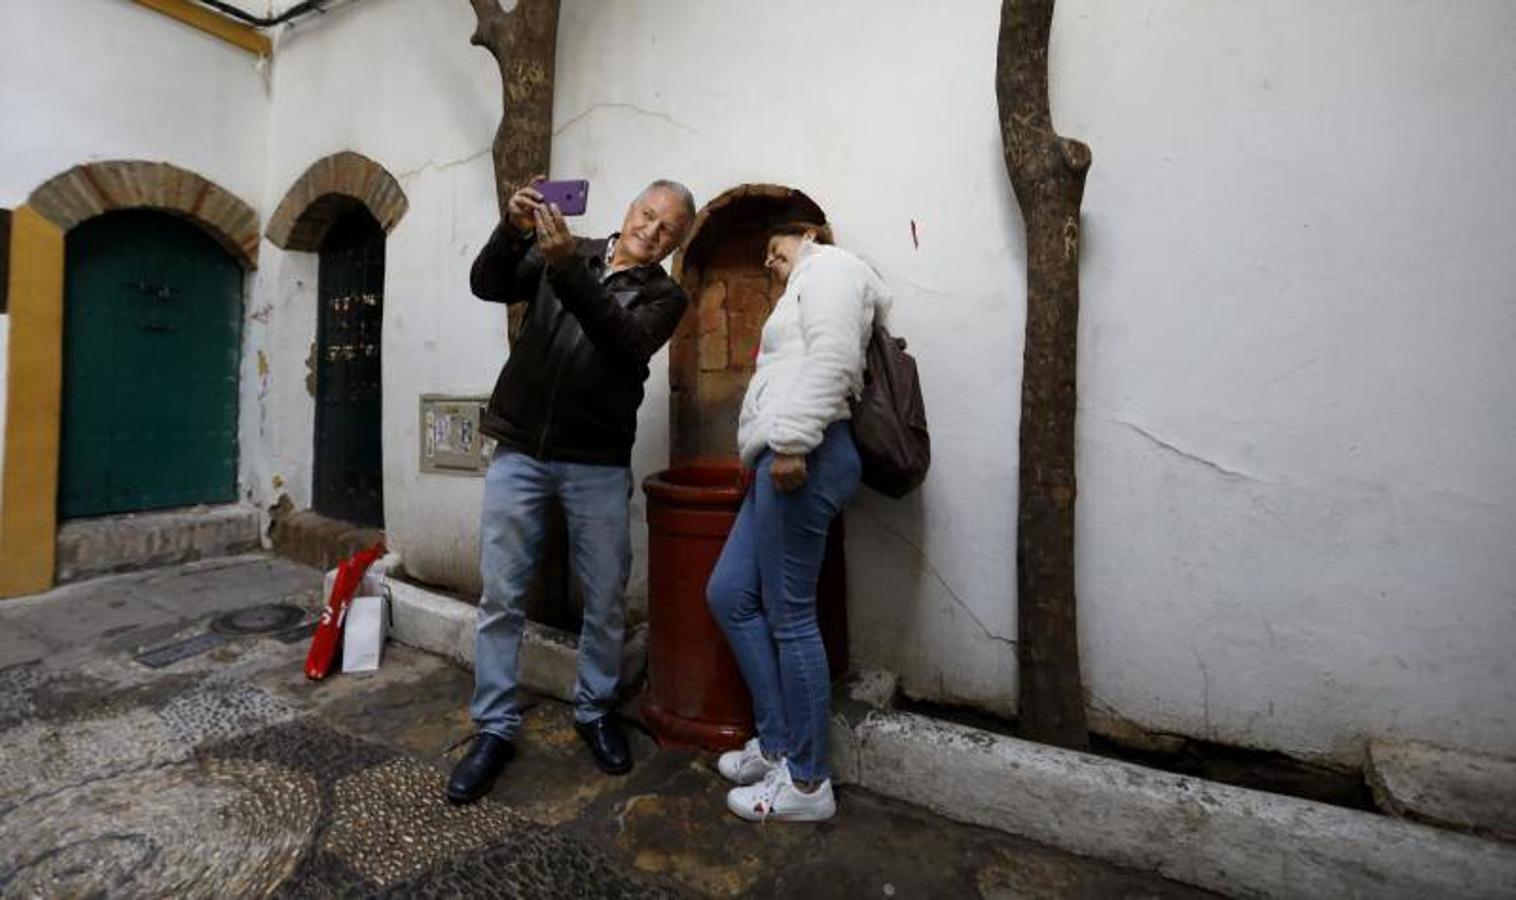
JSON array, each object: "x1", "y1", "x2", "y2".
[{"x1": 447, "y1": 178, "x2": 696, "y2": 804}]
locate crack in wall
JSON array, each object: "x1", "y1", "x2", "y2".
[
  {"x1": 1086, "y1": 691, "x2": 1190, "y2": 744},
  {"x1": 1191, "y1": 645, "x2": 1213, "y2": 740},
  {"x1": 1116, "y1": 419, "x2": 1265, "y2": 483},
  {"x1": 552, "y1": 102, "x2": 698, "y2": 137},
  {"x1": 393, "y1": 147, "x2": 493, "y2": 183},
  {"x1": 897, "y1": 276, "x2": 953, "y2": 299},
  {"x1": 851, "y1": 505, "x2": 1016, "y2": 649}
]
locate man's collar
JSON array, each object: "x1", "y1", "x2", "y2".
[{"x1": 603, "y1": 232, "x2": 664, "y2": 279}]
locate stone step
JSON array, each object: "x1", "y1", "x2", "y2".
[
  {"x1": 267, "y1": 505, "x2": 384, "y2": 573},
  {"x1": 55, "y1": 504, "x2": 261, "y2": 584},
  {"x1": 384, "y1": 572, "x2": 647, "y2": 703}
]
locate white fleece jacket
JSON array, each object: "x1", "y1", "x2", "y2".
[{"x1": 737, "y1": 242, "x2": 892, "y2": 466}]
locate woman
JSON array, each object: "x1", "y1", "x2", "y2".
[{"x1": 706, "y1": 221, "x2": 890, "y2": 822}]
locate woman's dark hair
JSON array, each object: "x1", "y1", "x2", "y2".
[{"x1": 769, "y1": 219, "x2": 834, "y2": 245}]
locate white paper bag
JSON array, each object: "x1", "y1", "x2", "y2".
[{"x1": 341, "y1": 594, "x2": 389, "y2": 673}]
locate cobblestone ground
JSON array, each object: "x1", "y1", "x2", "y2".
[{"x1": 0, "y1": 555, "x2": 1219, "y2": 899}]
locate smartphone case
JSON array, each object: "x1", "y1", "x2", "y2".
[{"x1": 537, "y1": 179, "x2": 589, "y2": 216}]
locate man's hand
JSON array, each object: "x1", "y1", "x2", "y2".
[
  {"x1": 506, "y1": 176, "x2": 546, "y2": 233},
  {"x1": 534, "y1": 202, "x2": 577, "y2": 266},
  {"x1": 770, "y1": 453, "x2": 808, "y2": 493}
]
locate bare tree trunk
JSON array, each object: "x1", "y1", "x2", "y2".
[
  {"x1": 467, "y1": 0, "x2": 560, "y2": 341},
  {"x1": 468, "y1": 0, "x2": 574, "y2": 623},
  {"x1": 997, "y1": 0, "x2": 1091, "y2": 749}
]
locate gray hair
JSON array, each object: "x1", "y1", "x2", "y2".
[{"x1": 640, "y1": 179, "x2": 698, "y2": 223}]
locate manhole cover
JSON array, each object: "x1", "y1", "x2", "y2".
[{"x1": 210, "y1": 603, "x2": 307, "y2": 636}]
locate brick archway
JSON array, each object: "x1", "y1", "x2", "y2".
[
  {"x1": 667, "y1": 183, "x2": 829, "y2": 461},
  {"x1": 1, "y1": 162, "x2": 259, "y2": 598},
  {"x1": 266, "y1": 152, "x2": 408, "y2": 251},
  {"x1": 29, "y1": 160, "x2": 260, "y2": 268}
]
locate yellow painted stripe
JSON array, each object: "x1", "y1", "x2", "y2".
[
  {"x1": 132, "y1": 0, "x2": 272, "y2": 58},
  {"x1": 0, "y1": 206, "x2": 65, "y2": 599}
]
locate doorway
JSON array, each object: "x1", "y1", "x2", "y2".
[
  {"x1": 313, "y1": 205, "x2": 386, "y2": 528},
  {"x1": 59, "y1": 210, "x2": 242, "y2": 518}
]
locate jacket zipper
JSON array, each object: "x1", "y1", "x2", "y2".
[
  {"x1": 535, "y1": 262, "x2": 629, "y2": 458},
  {"x1": 538, "y1": 329, "x2": 585, "y2": 458}
]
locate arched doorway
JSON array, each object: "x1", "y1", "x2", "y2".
[
  {"x1": 669, "y1": 184, "x2": 828, "y2": 461},
  {"x1": 1, "y1": 161, "x2": 260, "y2": 598},
  {"x1": 313, "y1": 205, "x2": 385, "y2": 528},
  {"x1": 266, "y1": 152, "x2": 407, "y2": 535},
  {"x1": 59, "y1": 211, "x2": 243, "y2": 517}
]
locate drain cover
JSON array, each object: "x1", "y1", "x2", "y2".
[
  {"x1": 210, "y1": 603, "x2": 307, "y2": 636},
  {"x1": 274, "y1": 621, "x2": 318, "y2": 645},
  {"x1": 136, "y1": 632, "x2": 228, "y2": 668}
]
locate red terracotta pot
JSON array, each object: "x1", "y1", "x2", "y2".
[{"x1": 641, "y1": 460, "x2": 848, "y2": 751}]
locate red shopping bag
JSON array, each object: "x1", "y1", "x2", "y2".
[{"x1": 305, "y1": 542, "x2": 386, "y2": 680}]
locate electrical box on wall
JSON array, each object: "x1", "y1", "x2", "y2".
[{"x1": 419, "y1": 395, "x2": 495, "y2": 476}]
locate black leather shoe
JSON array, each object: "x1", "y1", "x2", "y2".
[
  {"x1": 446, "y1": 733, "x2": 515, "y2": 804},
  {"x1": 575, "y1": 716, "x2": 632, "y2": 775}
]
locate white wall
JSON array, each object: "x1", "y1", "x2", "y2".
[
  {"x1": 244, "y1": 0, "x2": 509, "y2": 592},
  {"x1": 547, "y1": 0, "x2": 1032, "y2": 711},
  {"x1": 539, "y1": 0, "x2": 1516, "y2": 763},
  {"x1": 0, "y1": 0, "x2": 270, "y2": 207},
  {"x1": 9, "y1": 0, "x2": 1513, "y2": 766},
  {"x1": 0, "y1": 0, "x2": 271, "y2": 517},
  {"x1": 1054, "y1": 0, "x2": 1516, "y2": 761},
  {"x1": 253, "y1": 0, "x2": 1516, "y2": 763}
]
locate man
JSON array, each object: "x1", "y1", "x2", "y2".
[{"x1": 447, "y1": 178, "x2": 696, "y2": 804}]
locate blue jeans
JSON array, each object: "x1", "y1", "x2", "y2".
[
  {"x1": 471, "y1": 448, "x2": 632, "y2": 739},
  {"x1": 707, "y1": 421, "x2": 861, "y2": 782}
]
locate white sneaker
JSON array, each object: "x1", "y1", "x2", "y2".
[
  {"x1": 725, "y1": 762, "x2": 836, "y2": 822},
  {"x1": 717, "y1": 737, "x2": 782, "y2": 786}
]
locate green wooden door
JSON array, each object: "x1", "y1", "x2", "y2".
[{"x1": 59, "y1": 210, "x2": 243, "y2": 519}]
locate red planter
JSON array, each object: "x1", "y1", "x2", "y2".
[{"x1": 642, "y1": 460, "x2": 848, "y2": 751}]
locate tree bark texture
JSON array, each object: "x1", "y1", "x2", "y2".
[
  {"x1": 996, "y1": 0, "x2": 1092, "y2": 749},
  {"x1": 468, "y1": 0, "x2": 573, "y2": 620},
  {"x1": 468, "y1": 0, "x2": 560, "y2": 342}
]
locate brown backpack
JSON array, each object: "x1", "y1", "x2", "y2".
[{"x1": 851, "y1": 322, "x2": 930, "y2": 498}]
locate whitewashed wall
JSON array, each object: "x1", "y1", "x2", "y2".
[
  {"x1": 6, "y1": 0, "x2": 1513, "y2": 766},
  {"x1": 246, "y1": 1, "x2": 509, "y2": 591},
  {"x1": 0, "y1": 0, "x2": 270, "y2": 206},
  {"x1": 1055, "y1": 0, "x2": 1516, "y2": 762},
  {"x1": 0, "y1": 0, "x2": 271, "y2": 517},
  {"x1": 421, "y1": 0, "x2": 1516, "y2": 764}
]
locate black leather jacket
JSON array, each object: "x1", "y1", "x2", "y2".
[{"x1": 470, "y1": 222, "x2": 689, "y2": 466}]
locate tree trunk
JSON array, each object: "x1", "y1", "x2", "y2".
[
  {"x1": 996, "y1": 0, "x2": 1091, "y2": 749},
  {"x1": 467, "y1": 0, "x2": 574, "y2": 624},
  {"x1": 467, "y1": 0, "x2": 560, "y2": 342}
]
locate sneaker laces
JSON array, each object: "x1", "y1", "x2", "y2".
[{"x1": 748, "y1": 763, "x2": 790, "y2": 822}]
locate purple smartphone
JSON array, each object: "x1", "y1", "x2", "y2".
[{"x1": 536, "y1": 179, "x2": 589, "y2": 216}]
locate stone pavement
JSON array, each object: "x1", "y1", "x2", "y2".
[{"x1": 0, "y1": 554, "x2": 1218, "y2": 898}]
